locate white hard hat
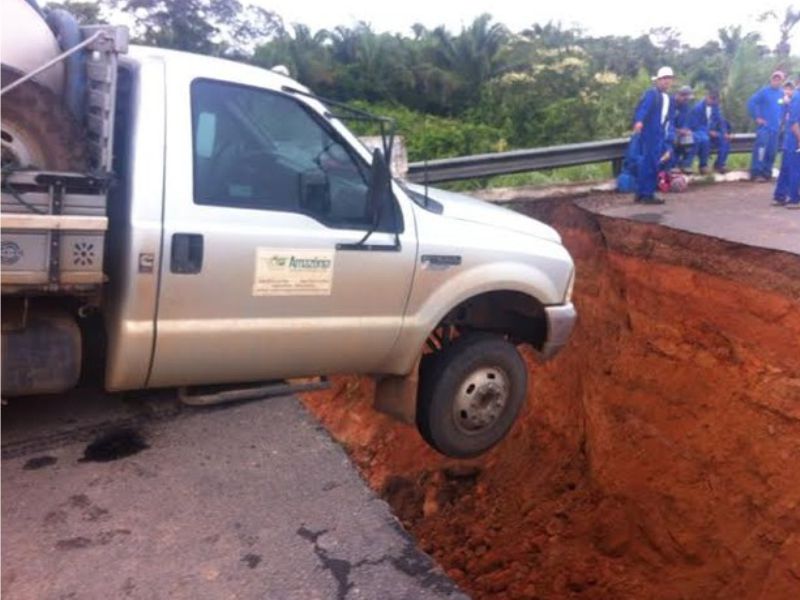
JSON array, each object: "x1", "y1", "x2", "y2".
[{"x1": 652, "y1": 66, "x2": 674, "y2": 81}]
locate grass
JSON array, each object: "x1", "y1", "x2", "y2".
[
  {"x1": 441, "y1": 163, "x2": 613, "y2": 192},
  {"x1": 489, "y1": 163, "x2": 614, "y2": 187},
  {"x1": 725, "y1": 154, "x2": 750, "y2": 170}
]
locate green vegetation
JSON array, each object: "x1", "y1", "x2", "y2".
[
  {"x1": 488, "y1": 164, "x2": 614, "y2": 187},
  {"x1": 439, "y1": 165, "x2": 614, "y2": 193},
  {"x1": 55, "y1": 1, "x2": 800, "y2": 186},
  {"x1": 344, "y1": 102, "x2": 506, "y2": 161}
]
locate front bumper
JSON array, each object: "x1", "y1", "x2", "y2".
[{"x1": 539, "y1": 302, "x2": 577, "y2": 361}]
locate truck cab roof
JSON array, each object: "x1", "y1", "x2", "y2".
[{"x1": 125, "y1": 44, "x2": 309, "y2": 96}]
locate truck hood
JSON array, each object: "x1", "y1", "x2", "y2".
[{"x1": 405, "y1": 183, "x2": 562, "y2": 243}]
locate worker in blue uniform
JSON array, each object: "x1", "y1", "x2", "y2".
[
  {"x1": 748, "y1": 71, "x2": 786, "y2": 181},
  {"x1": 782, "y1": 80, "x2": 795, "y2": 118},
  {"x1": 714, "y1": 116, "x2": 732, "y2": 173},
  {"x1": 632, "y1": 66, "x2": 675, "y2": 203},
  {"x1": 672, "y1": 85, "x2": 695, "y2": 172},
  {"x1": 779, "y1": 80, "x2": 795, "y2": 147},
  {"x1": 773, "y1": 84, "x2": 800, "y2": 208},
  {"x1": 688, "y1": 91, "x2": 731, "y2": 174}
]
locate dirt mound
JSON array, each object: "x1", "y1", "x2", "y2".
[{"x1": 303, "y1": 199, "x2": 800, "y2": 599}]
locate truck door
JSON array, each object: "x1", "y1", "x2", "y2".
[{"x1": 148, "y1": 77, "x2": 417, "y2": 388}]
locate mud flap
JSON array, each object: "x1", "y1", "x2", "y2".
[
  {"x1": 1, "y1": 308, "x2": 82, "y2": 396},
  {"x1": 373, "y1": 357, "x2": 420, "y2": 425}
]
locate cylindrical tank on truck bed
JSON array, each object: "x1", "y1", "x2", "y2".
[{"x1": 1, "y1": 0, "x2": 64, "y2": 94}]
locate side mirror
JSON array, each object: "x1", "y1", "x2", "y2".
[{"x1": 367, "y1": 148, "x2": 392, "y2": 225}]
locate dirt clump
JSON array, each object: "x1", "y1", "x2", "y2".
[{"x1": 303, "y1": 199, "x2": 800, "y2": 599}]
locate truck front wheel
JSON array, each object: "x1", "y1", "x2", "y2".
[{"x1": 417, "y1": 333, "x2": 527, "y2": 458}]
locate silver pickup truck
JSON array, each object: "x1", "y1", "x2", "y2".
[{"x1": 1, "y1": 0, "x2": 576, "y2": 458}]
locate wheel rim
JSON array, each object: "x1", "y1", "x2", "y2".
[
  {"x1": 1, "y1": 120, "x2": 45, "y2": 169},
  {"x1": 452, "y1": 366, "x2": 511, "y2": 435}
]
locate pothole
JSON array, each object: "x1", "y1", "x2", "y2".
[{"x1": 303, "y1": 198, "x2": 800, "y2": 600}]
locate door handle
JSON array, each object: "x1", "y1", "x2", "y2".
[{"x1": 171, "y1": 233, "x2": 203, "y2": 274}]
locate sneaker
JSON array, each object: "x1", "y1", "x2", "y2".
[
  {"x1": 715, "y1": 166, "x2": 728, "y2": 174},
  {"x1": 699, "y1": 167, "x2": 710, "y2": 175},
  {"x1": 752, "y1": 176, "x2": 769, "y2": 183},
  {"x1": 640, "y1": 196, "x2": 666, "y2": 205},
  {"x1": 680, "y1": 168, "x2": 693, "y2": 175},
  {"x1": 787, "y1": 203, "x2": 800, "y2": 210},
  {"x1": 773, "y1": 197, "x2": 788, "y2": 206}
]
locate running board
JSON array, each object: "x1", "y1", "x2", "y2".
[{"x1": 178, "y1": 378, "x2": 330, "y2": 407}]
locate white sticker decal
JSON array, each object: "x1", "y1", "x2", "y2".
[{"x1": 253, "y1": 248, "x2": 335, "y2": 296}]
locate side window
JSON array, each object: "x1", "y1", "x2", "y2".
[{"x1": 191, "y1": 79, "x2": 374, "y2": 229}]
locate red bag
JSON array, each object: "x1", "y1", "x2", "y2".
[
  {"x1": 657, "y1": 171, "x2": 689, "y2": 193},
  {"x1": 670, "y1": 172, "x2": 688, "y2": 192},
  {"x1": 657, "y1": 170, "x2": 671, "y2": 193}
]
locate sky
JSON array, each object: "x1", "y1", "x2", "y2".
[{"x1": 255, "y1": 0, "x2": 799, "y2": 49}]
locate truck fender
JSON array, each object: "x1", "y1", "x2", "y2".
[{"x1": 380, "y1": 261, "x2": 559, "y2": 375}]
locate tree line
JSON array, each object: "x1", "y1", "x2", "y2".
[{"x1": 52, "y1": 1, "x2": 800, "y2": 161}]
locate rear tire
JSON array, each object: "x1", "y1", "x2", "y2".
[{"x1": 417, "y1": 333, "x2": 528, "y2": 458}]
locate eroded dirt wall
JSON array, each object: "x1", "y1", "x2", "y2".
[{"x1": 303, "y1": 200, "x2": 800, "y2": 599}]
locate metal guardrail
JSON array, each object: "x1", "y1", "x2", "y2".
[{"x1": 407, "y1": 133, "x2": 757, "y2": 184}]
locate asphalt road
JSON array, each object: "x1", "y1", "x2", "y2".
[
  {"x1": 1, "y1": 390, "x2": 466, "y2": 600},
  {"x1": 579, "y1": 179, "x2": 800, "y2": 255}
]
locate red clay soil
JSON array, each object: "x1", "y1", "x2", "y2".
[{"x1": 302, "y1": 200, "x2": 800, "y2": 600}]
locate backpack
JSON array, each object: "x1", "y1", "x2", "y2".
[{"x1": 617, "y1": 133, "x2": 643, "y2": 193}]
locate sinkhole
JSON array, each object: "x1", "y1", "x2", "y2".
[{"x1": 303, "y1": 196, "x2": 800, "y2": 600}]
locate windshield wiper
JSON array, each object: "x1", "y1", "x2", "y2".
[{"x1": 282, "y1": 86, "x2": 396, "y2": 163}]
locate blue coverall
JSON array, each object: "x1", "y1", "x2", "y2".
[
  {"x1": 687, "y1": 99, "x2": 730, "y2": 170},
  {"x1": 779, "y1": 92, "x2": 794, "y2": 147},
  {"x1": 774, "y1": 92, "x2": 800, "y2": 205},
  {"x1": 671, "y1": 99, "x2": 693, "y2": 169},
  {"x1": 748, "y1": 85, "x2": 784, "y2": 178},
  {"x1": 633, "y1": 87, "x2": 672, "y2": 199}
]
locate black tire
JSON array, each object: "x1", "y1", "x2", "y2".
[
  {"x1": 1, "y1": 68, "x2": 87, "y2": 171},
  {"x1": 417, "y1": 333, "x2": 528, "y2": 458}
]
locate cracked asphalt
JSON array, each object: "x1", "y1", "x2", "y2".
[
  {"x1": 1, "y1": 391, "x2": 467, "y2": 599},
  {"x1": 579, "y1": 179, "x2": 800, "y2": 255}
]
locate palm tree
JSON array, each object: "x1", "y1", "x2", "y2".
[
  {"x1": 522, "y1": 22, "x2": 581, "y2": 56},
  {"x1": 252, "y1": 23, "x2": 333, "y2": 90},
  {"x1": 430, "y1": 14, "x2": 510, "y2": 112},
  {"x1": 716, "y1": 26, "x2": 765, "y2": 66},
  {"x1": 759, "y1": 6, "x2": 800, "y2": 63}
]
